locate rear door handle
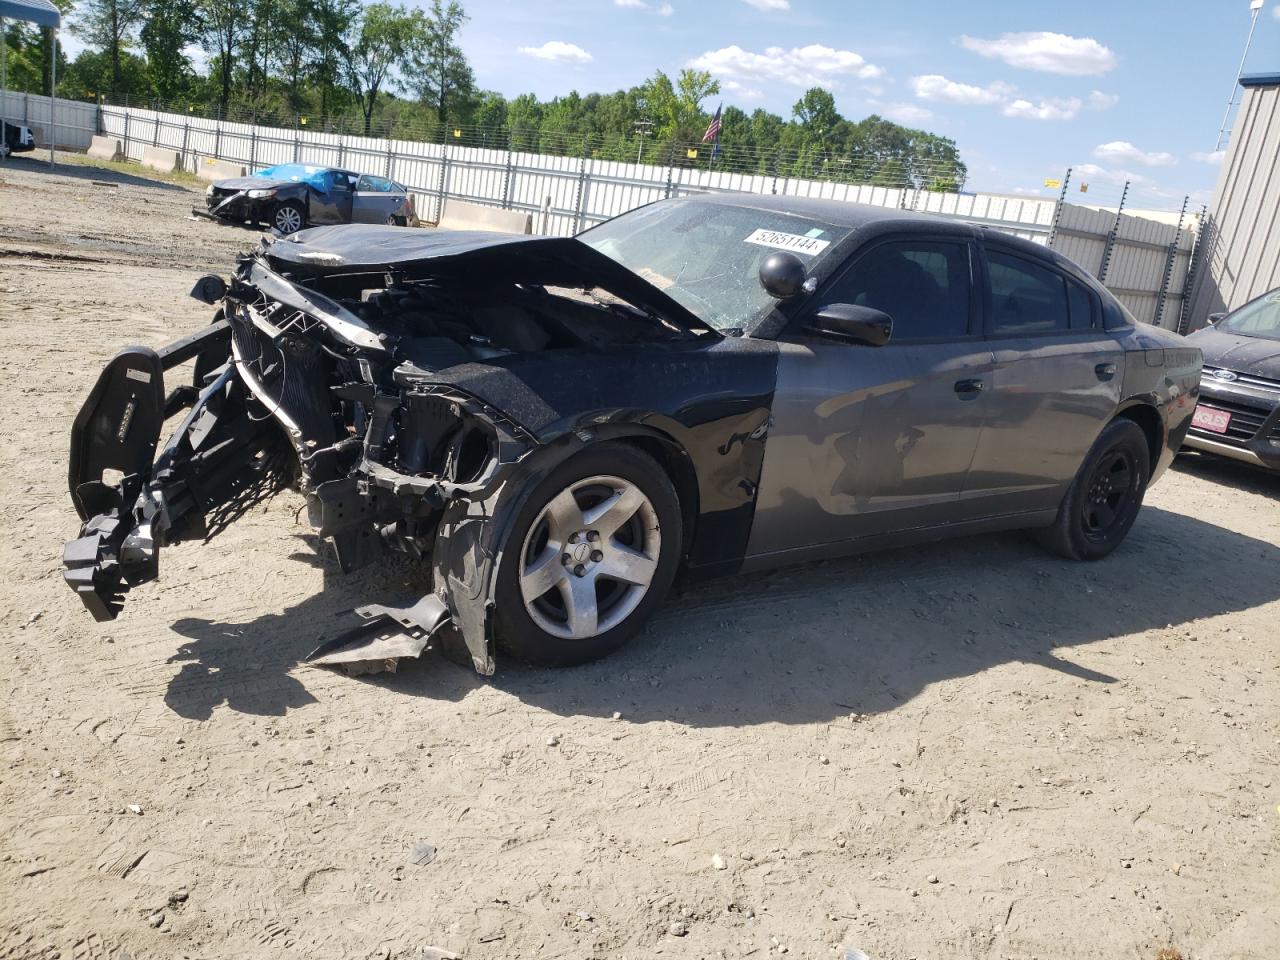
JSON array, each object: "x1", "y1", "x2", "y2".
[
  {"x1": 954, "y1": 378, "x2": 985, "y2": 398},
  {"x1": 1095, "y1": 362, "x2": 1117, "y2": 381}
]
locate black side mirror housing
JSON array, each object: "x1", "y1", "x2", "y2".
[
  {"x1": 759, "y1": 251, "x2": 807, "y2": 299},
  {"x1": 809, "y1": 304, "x2": 893, "y2": 347},
  {"x1": 1207, "y1": 312, "x2": 1226, "y2": 326}
]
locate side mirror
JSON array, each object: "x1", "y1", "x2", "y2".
[
  {"x1": 759, "y1": 251, "x2": 807, "y2": 299},
  {"x1": 1207, "y1": 312, "x2": 1226, "y2": 326},
  {"x1": 809, "y1": 303, "x2": 893, "y2": 347}
]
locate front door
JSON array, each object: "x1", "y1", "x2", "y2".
[
  {"x1": 748, "y1": 236, "x2": 996, "y2": 560},
  {"x1": 308, "y1": 171, "x2": 355, "y2": 225},
  {"x1": 965, "y1": 244, "x2": 1125, "y2": 514}
]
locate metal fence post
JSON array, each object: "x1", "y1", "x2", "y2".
[
  {"x1": 181, "y1": 118, "x2": 189, "y2": 168},
  {"x1": 123, "y1": 109, "x2": 130, "y2": 157},
  {"x1": 1153, "y1": 195, "x2": 1189, "y2": 328},
  {"x1": 153, "y1": 111, "x2": 160, "y2": 146},
  {"x1": 572, "y1": 137, "x2": 589, "y2": 234},
  {"x1": 249, "y1": 120, "x2": 257, "y2": 171},
  {"x1": 384, "y1": 137, "x2": 393, "y2": 178},
  {"x1": 1176, "y1": 205, "x2": 1211, "y2": 335},
  {"x1": 213, "y1": 114, "x2": 221, "y2": 161},
  {"x1": 435, "y1": 140, "x2": 449, "y2": 223},
  {"x1": 664, "y1": 144, "x2": 675, "y2": 199},
  {"x1": 500, "y1": 147, "x2": 514, "y2": 209},
  {"x1": 1046, "y1": 167, "x2": 1072, "y2": 248},
  {"x1": 1097, "y1": 180, "x2": 1129, "y2": 284}
]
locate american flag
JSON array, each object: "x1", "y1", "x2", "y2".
[{"x1": 702, "y1": 104, "x2": 722, "y2": 144}]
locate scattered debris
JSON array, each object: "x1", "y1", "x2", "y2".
[
  {"x1": 711, "y1": 853, "x2": 727, "y2": 871},
  {"x1": 415, "y1": 948, "x2": 460, "y2": 960},
  {"x1": 546, "y1": 735, "x2": 560, "y2": 747},
  {"x1": 146, "y1": 912, "x2": 164, "y2": 928},
  {"x1": 667, "y1": 921, "x2": 689, "y2": 937},
  {"x1": 409, "y1": 843, "x2": 437, "y2": 866},
  {"x1": 126, "y1": 804, "x2": 143, "y2": 815}
]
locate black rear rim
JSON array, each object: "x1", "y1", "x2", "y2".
[{"x1": 1080, "y1": 447, "x2": 1139, "y2": 542}]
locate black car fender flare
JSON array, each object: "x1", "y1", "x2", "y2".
[{"x1": 431, "y1": 419, "x2": 699, "y2": 674}]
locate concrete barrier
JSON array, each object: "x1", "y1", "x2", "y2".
[
  {"x1": 86, "y1": 135, "x2": 123, "y2": 162},
  {"x1": 435, "y1": 199, "x2": 532, "y2": 234},
  {"x1": 195, "y1": 156, "x2": 247, "y2": 182},
  {"x1": 141, "y1": 145, "x2": 180, "y2": 173}
]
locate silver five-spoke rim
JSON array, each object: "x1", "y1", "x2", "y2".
[
  {"x1": 274, "y1": 206, "x2": 302, "y2": 233},
  {"x1": 519, "y1": 475, "x2": 661, "y2": 640}
]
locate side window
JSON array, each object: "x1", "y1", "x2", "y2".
[
  {"x1": 1066, "y1": 279, "x2": 1097, "y2": 330},
  {"x1": 824, "y1": 240, "x2": 973, "y2": 340},
  {"x1": 357, "y1": 174, "x2": 392, "y2": 192},
  {"x1": 986, "y1": 248, "x2": 1070, "y2": 335}
]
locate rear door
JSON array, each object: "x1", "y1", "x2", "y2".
[
  {"x1": 965, "y1": 243, "x2": 1124, "y2": 513},
  {"x1": 748, "y1": 235, "x2": 998, "y2": 558},
  {"x1": 352, "y1": 174, "x2": 403, "y2": 223}
]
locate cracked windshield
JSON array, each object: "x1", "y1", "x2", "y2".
[{"x1": 580, "y1": 199, "x2": 849, "y2": 331}]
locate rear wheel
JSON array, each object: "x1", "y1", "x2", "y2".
[
  {"x1": 495, "y1": 443, "x2": 681, "y2": 666},
  {"x1": 271, "y1": 200, "x2": 305, "y2": 234},
  {"x1": 1038, "y1": 418, "x2": 1150, "y2": 561}
]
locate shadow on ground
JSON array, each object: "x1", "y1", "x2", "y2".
[
  {"x1": 162, "y1": 506, "x2": 1280, "y2": 725},
  {"x1": 1172, "y1": 450, "x2": 1280, "y2": 500}
]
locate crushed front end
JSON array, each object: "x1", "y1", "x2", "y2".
[{"x1": 63, "y1": 226, "x2": 710, "y2": 674}]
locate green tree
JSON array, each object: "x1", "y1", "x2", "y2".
[
  {"x1": 196, "y1": 0, "x2": 249, "y2": 113},
  {"x1": 139, "y1": 0, "x2": 196, "y2": 100},
  {"x1": 408, "y1": 0, "x2": 473, "y2": 135},
  {"x1": 69, "y1": 0, "x2": 146, "y2": 98},
  {"x1": 345, "y1": 2, "x2": 423, "y2": 135}
]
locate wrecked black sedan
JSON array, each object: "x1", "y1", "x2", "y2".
[
  {"x1": 63, "y1": 195, "x2": 1201, "y2": 675},
  {"x1": 198, "y1": 163, "x2": 418, "y2": 234}
]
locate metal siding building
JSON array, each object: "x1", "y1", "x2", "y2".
[{"x1": 1186, "y1": 73, "x2": 1280, "y2": 330}]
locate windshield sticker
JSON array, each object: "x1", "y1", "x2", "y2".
[
  {"x1": 744, "y1": 228, "x2": 831, "y2": 256},
  {"x1": 804, "y1": 228, "x2": 826, "y2": 239}
]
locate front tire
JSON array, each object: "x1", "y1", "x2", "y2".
[
  {"x1": 495, "y1": 443, "x2": 682, "y2": 667},
  {"x1": 1039, "y1": 418, "x2": 1151, "y2": 561},
  {"x1": 271, "y1": 200, "x2": 306, "y2": 234}
]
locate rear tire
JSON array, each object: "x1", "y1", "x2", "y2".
[
  {"x1": 271, "y1": 200, "x2": 306, "y2": 234},
  {"x1": 1038, "y1": 418, "x2": 1150, "y2": 561},
  {"x1": 495, "y1": 443, "x2": 682, "y2": 667}
]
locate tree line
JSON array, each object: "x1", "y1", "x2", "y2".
[{"x1": 2, "y1": 0, "x2": 967, "y2": 189}]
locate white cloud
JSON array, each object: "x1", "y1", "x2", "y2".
[
  {"x1": 743, "y1": 0, "x2": 790, "y2": 9},
  {"x1": 1274, "y1": 4, "x2": 1280, "y2": 18},
  {"x1": 910, "y1": 74, "x2": 1013, "y2": 105},
  {"x1": 883, "y1": 103, "x2": 934, "y2": 125},
  {"x1": 1088, "y1": 90, "x2": 1119, "y2": 110},
  {"x1": 1093, "y1": 141, "x2": 1177, "y2": 167},
  {"x1": 518, "y1": 41, "x2": 593, "y2": 63},
  {"x1": 1074, "y1": 162, "x2": 1151, "y2": 187},
  {"x1": 1192, "y1": 149, "x2": 1227, "y2": 165},
  {"x1": 615, "y1": 0, "x2": 674, "y2": 14},
  {"x1": 1002, "y1": 96, "x2": 1082, "y2": 121},
  {"x1": 690, "y1": 44, "x2": 883, "y2": 90},
  {"x1": 960, "y1": 31, "x2": 1117, "y2": 75}
]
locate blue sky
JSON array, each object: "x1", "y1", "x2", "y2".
[{"x1": 453, "y1": 0, "x2": 1280, "y2": 210}]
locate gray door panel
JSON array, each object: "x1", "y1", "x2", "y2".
[
  {"x1": 353, "y1": 192, "x2": 398, "y2": 223},
  {"x1": 965, "y1": 334, "x2": 1124, "y2": 511},
  {"x1": 747, "y1": 338, "x2": 996, "y2": 558}
]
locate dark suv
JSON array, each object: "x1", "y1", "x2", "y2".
[{"x1": 1184, "y1": 286, "x2": 1280, "y2": 471}]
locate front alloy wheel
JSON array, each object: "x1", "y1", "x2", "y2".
[
  {"x1": 518, "y1": 476, "x2": 661, "y2": 640},
  {"x1": 272, "y1": 202, "x2": 304, "y2": 234},
  {"x1": 496, "y1": 443, "x2": 681, "y2": 666}
]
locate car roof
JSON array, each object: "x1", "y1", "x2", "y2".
[{"x1": 684, "y1": 190, "x2": 952, "y2": 230}]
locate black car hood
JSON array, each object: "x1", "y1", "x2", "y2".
[
  {"x1": 1186, "y1": 325, "x2": 1280, "y2": 377},
  {"x1": 214, "y1": 177, "x2": 296, "y2": 191},
  {"x1": 261, "y1": 224, "x2": 720, "y2": 337}
]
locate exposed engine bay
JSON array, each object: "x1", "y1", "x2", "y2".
[{"x1": 63, "y1": 226, "x2": 713, "y2": 674}]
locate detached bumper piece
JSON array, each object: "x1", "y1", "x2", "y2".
[{"x1": 305, "y1": 596, "x2": 452, "y2": 676}]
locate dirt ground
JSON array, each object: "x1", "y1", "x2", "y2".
[{"x1": 1, "y1": 155, "x2": 1277, "y2": 960}]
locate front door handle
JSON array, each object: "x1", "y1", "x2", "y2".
[
  {"x1": 954, "y1": 378, "x2": 985, "y2": 399},
  {"x1": 1095, "y1": 362, "x2": 1117, "y2": 381}
]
